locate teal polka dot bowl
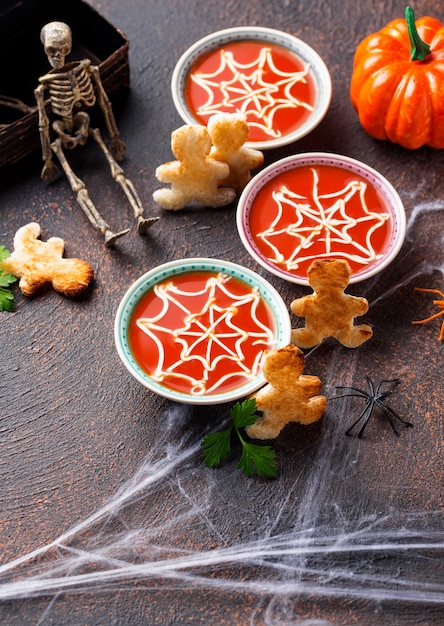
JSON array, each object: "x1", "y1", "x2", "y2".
[{"x1": 114, "y1": 258, "x2": 292, "y2": 405}]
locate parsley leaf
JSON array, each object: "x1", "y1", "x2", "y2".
[
  {"x1": 237, "y1": 441, "x2": 277, "y2": 478},
  {"x1": 231, "y1": 397, "x2": 259, "y2": 428},
  {"x1": 0, "y1": 246, "x2": 17, "y2": 312},
  {"x1": 0, "y1": 245, "x2": 10, "y2": 262},
  {"x1": 201, "y1": 398, "x2": 277, "y2": 478},
  {"x1": 0, "y1": 288, "x2": 15, "y2": 312},
  {"x1": 201, "y1": 429, "x2": 232, "y2": 467}
]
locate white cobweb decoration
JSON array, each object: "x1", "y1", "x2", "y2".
[{"x1": 0, "y1": 401, "x2": 442, "y2": 607}]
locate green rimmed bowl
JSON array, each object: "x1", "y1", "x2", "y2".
[{"x1": 114, "y1": 258, "x2": 292, "y2": 405}]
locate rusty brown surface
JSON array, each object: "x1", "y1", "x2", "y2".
[{"x1": 0, "y1": 0, "x2": 443, "y2": 624}]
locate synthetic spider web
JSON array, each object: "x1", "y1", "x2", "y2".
[
  {"x1": 0, "y1": 393, "x2": 443, "y2": 614},
  {"x1": 191, "y1": 46, "x2": 313, "y2": 138},
  {"x1": 136, "y1": 273, "x2": 275, "y2": 395},
  {"x1": 257, "y1": 167, "x2": 390, "y2": 272}
]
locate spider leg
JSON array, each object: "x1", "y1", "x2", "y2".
[
  {"x1": 365, "y1": 375, "x2": 375, "y2": 396},
  {"x1": 330, "y1": 393, "x2": 369, "y2": 401},
  {"x1": 345, "y1": 400, "x2": 372, "y2": 437},
  {"x1": 375, "y1": 399, "x2": 400, "y2": 436},
  {"x1": 373, "y1": 378, "x2": 398, "y2": 396},
  {"x1": 357, "y1": 402, "x2": 376, "y2": 439},
  {"x1": 412, "y1": 309, "x2": 444, "y2": 325},
  {"x1": 375, "y1": 398, "x2": 413, "y2": 430},
  {"x1": 414, "y1": 288, "x2": 444, "y2": 298},
  {"x1": 331, "y1": 387, "x2": 370, "y2": 399},
  {"x1": 334, "y1": 386, "x2": 368, "y2": 393}
]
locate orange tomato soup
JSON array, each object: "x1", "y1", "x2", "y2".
[
  {"x1": 185, "y1": 41, "x2": 317, "y2": 142},
  {"x1": 248, "y1": 163, "x2": 392, "y2": 280},
  {"x1": 128, "y1": 271, "x2": 276, "y2": 396}
]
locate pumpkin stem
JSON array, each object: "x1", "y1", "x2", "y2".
[{"x1": 405, "y1": 6, "x2": 431, "y2": 61}]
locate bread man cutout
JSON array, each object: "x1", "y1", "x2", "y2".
[
  {"x1": 291, "y1": 259, "x2": 373, "y2": 348},
  {"x1": 0, "y1": 222, "x2": 93, "y2": 297},
  {"x1": 207, "y1": 113, "x2": 264, "y2": 194},
  {"x1": 246, "y1": 344, "x2": 326, "y2": 440},
  {"x1": 153, "y1": 124, "x2": 236, "y2": 210}
]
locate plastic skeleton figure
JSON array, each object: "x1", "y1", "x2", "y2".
[{"x1": 35, "y1": 21, "x2": 157, "y2": 246}]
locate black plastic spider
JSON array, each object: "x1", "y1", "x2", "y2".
[{"x1": 331, "y1": 376, "x2": 413, "y2": 438}]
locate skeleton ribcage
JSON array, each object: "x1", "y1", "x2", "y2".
[{"x1": 42, "y1": 61, "x2": 96, "y2": 121}]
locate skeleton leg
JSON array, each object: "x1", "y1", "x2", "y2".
[
  {"x1": 89, "y1": 127, "x2": 159, "y2": 234},
  {"x1": 50, "y1": 138, "x2": 130, "y2": 246}
]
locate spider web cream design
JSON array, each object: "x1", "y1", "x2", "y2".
[
  {"x1": 191, "y1": 46, "x2": 313, "y2": 138},
  {"x1": 257, "y1": 167, "x2": 390, "y2": 271},
  {"x1": 135, "y1": 273, "x2": 275, "y2": 395}
]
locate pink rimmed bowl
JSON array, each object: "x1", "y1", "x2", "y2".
[{"x1": 236, "y1": 152, "x2": 406, "y2": 285}]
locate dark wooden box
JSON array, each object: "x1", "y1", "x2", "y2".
[{"x1": 0, "y1": 0, "x2": 129, "y2": 170}]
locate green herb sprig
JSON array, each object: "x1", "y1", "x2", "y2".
[
  {"x1": 0, "y1": 246, "x2": 17, "y2": 312},
  {"x1": 201, "y1": 398, "x2": 277, "y2": 478}
]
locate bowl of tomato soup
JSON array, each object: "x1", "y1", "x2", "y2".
[
  {"x1": 236, "y1": 152, "x2": 406, "y2": 285},
  {"x1": 171, "y1": 26, "x2": 332, "y2": 150},
  {"x1": 115, "y1": 258, "x2": 292, "y2": 405}
]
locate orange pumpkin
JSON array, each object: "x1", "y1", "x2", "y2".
[{"x1": 350, "y1": 7, "x2": 444, "y2": 149}]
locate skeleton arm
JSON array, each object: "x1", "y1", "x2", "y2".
[
  {"x1": 34, "y1": 83, "x2": 60, "y2": 182},
  {"x1": 34, "y1": 84, "x2": 52, "y2": 163},
  {"x1": 90, "y1": 62, "x2": 126, "y2": 161}
]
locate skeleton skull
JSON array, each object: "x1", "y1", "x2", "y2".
[{"x1": 40, "y1": 21, "x2": 72, "y2": 69}]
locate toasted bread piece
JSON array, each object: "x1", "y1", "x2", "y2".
[
  {"x1": 246, "y1": 344, "x2": 326, "y2": 439},
  {"x1": 0, "y1": 222, "x2": 94, "y2": 297},
  {"x1": 291, "y1": 259, "x2": 373, "y2": 348},
  {"x1": 208, "y1": 113, "x2": 263, "y2": 194},
  {"x1": 153, "y1": 124, "x2": 236, "y2": 210}
]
